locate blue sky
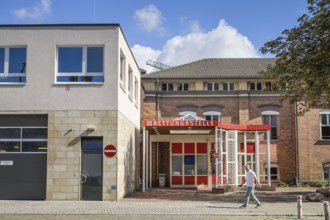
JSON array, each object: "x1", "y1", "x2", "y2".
[{"x1": 1, "y1": 0, "x2": 308, "y2": 72}]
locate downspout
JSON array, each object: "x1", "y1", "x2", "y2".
[{"x1": 156, "y1": 78, "x2": 160, "y2": 120}]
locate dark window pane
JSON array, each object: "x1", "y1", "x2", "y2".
[
  {"x1": 271, "y1": 127, "x2": 277, "y2": 139},
  {"x1": 168, "y1": 83, "x2": 173, "y2": 91},
  {"x1": 205, "y1": 115, "x2": 212, "y2": 120},
  {"x1": 229, "y1": 83, "x2": 234, "y2": 90},
  {"x1": 322, "y1": 127, "x2": 330, "y2": 139},
  {"x1": 250, "y1": 83, "x2": 255, "y2": 90},
  {"x1": 223, "y1": 83, "x2": 228, "y2": 91},
  {"x1": 0, "y1": 142, "x2": 20, "y2": 152},
  {"x1": 270, "y1": 167, "x2": 277, "y2": 174},
  {"x1": 0, "y1": 128, "x2": 21, "y2": 139},
  {"x1": 271, "y1": 175, "x2": 277, "y2": 180},
  {"x1": 321, "y1": 115, "x2": 328, "y2": 125},
  {"x1": 56, "y1": 76, "x2": 104, "y2": 83},
  {"x1": 0, "y1": 48, "x2": 4, "y2": 73},
  {"x1": 214, "y1": 83, "x2": 219, "y2": 90},
  {"x1": 87, "y1": 47, "x2": 103, "y2": 72},
  {"x1": 262, "y1": 115, "x2": 269, "y2": 124},
  {"x1": 22, "y1": 128, "x2": 47, "y2": 139},
  {"x1": 162, "y1": 84, "x2": 167, "y2": 91},
  {"x1": 213, "y1": 116, "x2": 219, "y2": 121},
  {"x1": 0, "y1": 76, "x2": 26, "y2": 83},
  {"x1": 184, "y1": 83, "x2": 189, "y2": 91},
  {"x1": 58, "y1": 47, "x2": 82, "y2": 73},
  {"x1": 9, "y1": 48, "x2": 26, "y2": 73},
  {"x1": 178, "y1": 84, "x2": 183, "y2": 91},
  {"x1": 257, "y1": 83, "x2": 262, "y2": 90},
  {"x1": 207, "y1": 83, "x2": 212, "y2": 91},
  {"x1": 22, "y1": 141, "x2": 47, "y2": 152},
  {"x1": 271, "y1": 115, "x2": 278, "y2": 126}
]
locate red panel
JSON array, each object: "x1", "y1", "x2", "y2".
[
  {"x1": 211, "y1": 143, "x2": 215, "y2": 152},
  {"x1": 184, "y1": 176, "x2": 195, "y2": 185},
  {"x1": 184, "y1": 143, "x2": 195, "y2": 154},
  {"x1": 218, "y1": 123, "x2": 270, "y2": 131},
  {"x1": 212, "y1": 175, "x2": 216, "y2": 185},
  {"x1": 172, "y1": 176, "x2": 182, "y2": 185},
  {"x1": 197, "y1": 143, "x2": 207, "y2": 154},
  {"x1": 172, "y1": 143, "x2": 182, "y2": 154},
  {"x1": 240, "y1": 143, "x2": 255, "y2": 153},
  {"x1": 197, "y1": 176, "x2": 208, "y2": 185}
]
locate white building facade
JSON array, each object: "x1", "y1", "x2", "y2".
[{"x1": 0, "y1": 24, "x2": 140, "y2": 201}]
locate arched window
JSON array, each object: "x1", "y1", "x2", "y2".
[
  {"x1": 262, "y1": 110, "x2": 279, "y2": 140},
  {"x1": 324, "y1": 163, "x2": 330, "y2": 180},
  {"x1": 203, "y1": 111, "x2": 221, "y2": 121}
]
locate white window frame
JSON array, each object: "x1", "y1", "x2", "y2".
[
  {"x1": 177, "y1": 83, "x2": 189, "y2": 91},
  {"x1": 134, "y1": 76, "x2": 139, "y2": 107},
  {"x1": 223, "y1": 82, "x2": 235, "y2": 91},
  {"x1": 324, "y1": 163, "x2": 330, "y2": 180},
  {"x1": 203, "y1": 111, "x2": 221, "y2": 121},
  {"x1": 320, "y1": 110, "x2": 330, "y2": 140},
  {"x1": 128, "y1": 66, "x2": 133, "y2": 100},
  {"x1": 262, "y1": 110, "x2": 279, "y2": 140},
  {"x1": 249, "y1": 82, "x2": 262, "y2": 91},
  {"x1": 119, "y1": 51, "x2": 126, "y2": 91},
  {"x1": 207, "y1": 82, "x2": 219, "y2": 91},
  {"x1": 162, "y1": 83, "x2": 173, "y2": 91},
  {"x1": 0, "y1": 47, "x2": 27, "y2": 84},
  {"x1": 55, "y1": 46, "x2": 104, "y2": 84}
]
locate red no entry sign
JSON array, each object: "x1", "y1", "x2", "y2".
[{"x1": 104, "y1": 145, "x2": 117, "y2": 157}]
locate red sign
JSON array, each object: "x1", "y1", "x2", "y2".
[
  {"x1": 142, "y1": 120, "x2": 217, "y2": 127},
  {"x1": 104, "y1": 145, "x2": 117, "y2": 157},
  {"x1": 214, "y1": 152, "x2": 219, "y2": 158}
]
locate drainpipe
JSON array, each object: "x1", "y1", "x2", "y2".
[{"x1": 156, "y1": 78, "x2": 160, "y2": 120}]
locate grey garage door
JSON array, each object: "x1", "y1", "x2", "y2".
[{"x1": 0, "y1": 115, "x2": 47, "y2": 200}]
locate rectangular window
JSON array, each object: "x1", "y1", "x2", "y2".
[
  {"x1": 57, "y1": 46, "x2": 104, "y2": 83},
  {"x1": 0, "y1": 47, "x2": 27, "y2": 84},
  {"x1": 321, "y1": 114, "x2": 330, "y2": 140},
  {"x1": 207, "y1": 82, "x2": 219, "y2": 91},
  {"x1": 177, "y1": 83, "x2": 189, "y2": 91},
  {"x1": 223, "y1": 82, "x2": 235, "y2": 91},
  {"x1": 197, "y1": 155, "x2": 207, "y2": 175},
  {"x1": 162, "y1": 83, "x2": 173, "y2": 91},
  {"x1": 134, "y1": 77, "x2": 139, "y2": 106},
  {"x1": 265, "y1": 82, "x2": 272, "y2": 91},
  {"x1": 249, "y1": 82, "x2": 262, "y2": 91},
  {"x1": 172, "y1": 155, "x2": 182, "y2": 175},
  {"x1": 184, "y1": 155, "x2": 195, "y2": 175},
  {"x1": 265, "y1": 167, "x2": 278, "y2": 180},
  {"x1": 128, "y1": 66, "x2": 133, "y2": 99},
  {"x1": 262, "y1": 115, "x2": 279, "y2": 140},
  {"x1": 120, "y1": 52, "x2": 126, "y2": 90},
  {"x1": 205, "y1": 115, "x2": 220, "y2": 121}
]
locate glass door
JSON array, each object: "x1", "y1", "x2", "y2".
[{"x1": 81, "y1": 137, "x2": 103, "y2": 201}]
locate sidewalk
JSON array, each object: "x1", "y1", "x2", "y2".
[{"x1": 0, "y1": 189, "x2": 328, "y2": 219}]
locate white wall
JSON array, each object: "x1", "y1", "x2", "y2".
[{"x1": 0, "y1": 25, "x2": 123, "y2": 111}]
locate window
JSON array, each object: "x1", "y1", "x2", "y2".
[
  {"x1": 57, "y1": 46, "x2": 104, "y2": 83},
  {"x1": 177, "y1": 83, "x2": 189, "y2": 91},
  {"x1": 207, "y1": 82, "x2": 219, "y2": 91},
  {"x1": 262, "y1": 111, "x2": 279, "y2": 140},
  {"x1": 0, "y1": 127, "x2": 47, "y2": 152},
  {"x1": 249, "y1": 82, "x2": 262, "y2": 91},
  {"x1": 320, "y1": 111, "x2": 330, "y2": 140},
  {"x1": 223, "y1": 82, "x2": 235, "y2": 91},
  {"x1": 265, "y1": 166, "x2": 278, "y2": 181},
  {"x1": 172, "y1": 155, "x2": 182, "y2": 175},
  {"x1": 265, "y1": 82, "x2": 272, "y2": 91},
  {"x1": 128, "y1": 66, "x2": 133, "y2": 99},
  {"x1": 120, "y1": 52, "x2": 126, "y2": 90},
  {"x1": 162, "y1": 83, "x2": 173, "y2": 91},
  {"x1": 203, "y1": 111, "x2": 221, "y2": 121},
  {"x1": 134, "y1": 77, "x2": 139, "y2": 106},
  {"x1": 324, "y1": 163, "x2": 330, "y2": 180},
  {"x1": 0, "y1": 47, "x2": 26, "y2": 83},
  {"x1": 184, "y1": 155, "x2": 195, "y2": 175}
]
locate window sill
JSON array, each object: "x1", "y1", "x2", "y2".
[
  {"x1": 54, "y1": 82, "x2": 104, "y2": 85},
  {"x1": 0, "y1": 82, "x2": 26, "y2": 86}
]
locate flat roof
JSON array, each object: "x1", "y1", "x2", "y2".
[{"x1": 0, "y1": 23, "x2": 120, "y2": 27}]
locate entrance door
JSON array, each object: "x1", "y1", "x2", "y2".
[{"x1": 81, "y1": 137, "x2": 103, "y2": 201}]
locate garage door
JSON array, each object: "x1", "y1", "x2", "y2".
[{"x1": 0, "y1": 115, "x2": 47, "y2": 200}]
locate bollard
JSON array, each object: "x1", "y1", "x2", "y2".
[
  {"x1": 297, "y1": 195, "x2": 303, "y2": 219},
  {"x1": 324, "y1": 201, "x2": 329, "y2": 220}
]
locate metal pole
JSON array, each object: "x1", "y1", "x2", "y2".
[
  {"x1": 255, "y1": 131, "x2": 260, "y2": 183},
  {"x1": 150, "y1": 140, "x2": 152, "y2": 188},
  {"x1": 215, "y1": 126, "x2": 219, "y2": 188},
  {"x1": 324, "y1": 201, "x2": 330, "y2": 220},
  {"x1": 234, "y1": 130, "x2": 238, "y2": 186},
  {"x1": 146, "y1": 130, "x2": 149, "y2": 189},
  {"x1": 267, "y1": 130, "x2": 271, "y2": 186},
  {"x1": 142, "y1": 127, "x2": 146, "y2": 192},
  {"x1": 220, "y1": 129, "x2": 223, "y2": 186},
  {"x1": 297, "y1": 195, "x2": 303, "y2": 219}
]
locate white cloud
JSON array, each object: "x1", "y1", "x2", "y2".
[
  {"x1": 131, "y1": 45, "x2": 161, "y2": 72},
  {"x1": 12, "y1": 0, "x2": 51, "y2": 20},
  {"x1": 132, "y1": 19, "x2": 259, "y2": 73},
  {"x1": 134, "y1": 4, "x2": 166, "y2": 35}
]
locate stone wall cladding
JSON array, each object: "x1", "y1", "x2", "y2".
[
  {"x1": 117, "y1": 111, "x2": 140, "y2": 200},
  {"x1": 47, "y1": 110, "x2": 118, "y2": 201}
]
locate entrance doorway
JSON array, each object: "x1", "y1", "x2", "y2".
[{"x1": 81, "y1": 137, "x2": 103, "y2": 201}]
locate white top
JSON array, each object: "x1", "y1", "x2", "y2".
[{"x1": 246, "y1": 170, "x2": 256, "y2": 187}]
